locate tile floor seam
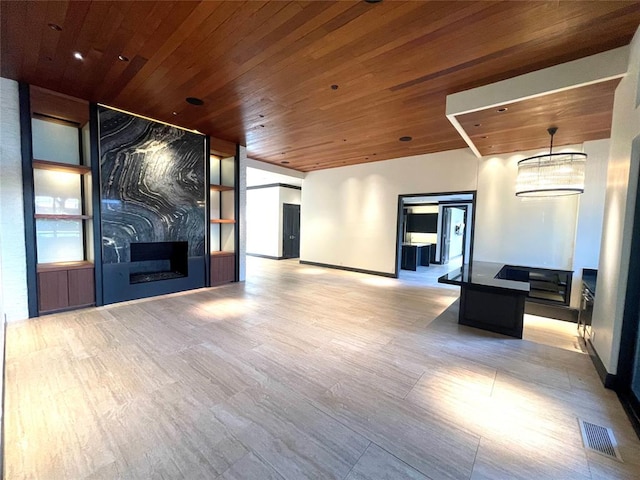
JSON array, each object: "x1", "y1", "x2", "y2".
[
  {"x1": 468, "y1": 435, "x2": 483, "y2": 480},
  {"x1": 340, "y1": 440, "x2": 372, "y2": 480},
  {"x1": 366, "y1": 440, "x2": 437, "y2": 480},
  {"x1": 403, "y1": 370, "x2": 426, "y2": 400}
]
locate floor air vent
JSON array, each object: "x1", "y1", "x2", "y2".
[{"x1": 578, "y1": 418, "x2": 623, "y2": 462}]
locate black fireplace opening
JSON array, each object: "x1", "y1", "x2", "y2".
[{"x1": 129, "y1": 241, "x2": 189, "y2": 284}]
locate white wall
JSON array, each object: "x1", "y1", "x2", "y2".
[
  {"x1": 0, "y1": 77, "x2": 29, "y2": 322},
  {"x1": 474, "y1": 147, "x2": 581, "y2": 270},
  {"x1": 247, "y1": 187, "x2": 280, "y2": 257},
  {"x1": 570, "y1": 139, "x2": 610, "y2": 308},
  {"x1": 238, "y1": 145, "x2": 247, "y2": 282},
  {"x1": 247, "y1": 185, "x2": 302, "y2": 258},
  {"x1": 592, "y1": 27, "x2": 640, "y2": 374},
  {"x1": 301, "y1": 149, "x2": 479, "y2": 274}
]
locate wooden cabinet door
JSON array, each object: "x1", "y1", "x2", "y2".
[
  {"x1": 38, "y1": 271, "x2": 69, "y2": 313},
  {"x1": 211, "y1": 254, "x2": 235, "y2": 286},
  {"x1": 68, "y1": 268, "x2": 95, "y2": 307}
]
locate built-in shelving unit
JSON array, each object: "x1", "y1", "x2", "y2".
[
  {"x1": 33, "y1": 159, "x2": 92, "y2": 174},
  {"x1": 24, "y1": 85, "x2": 96, "y2": 315},
  {"x1": 210, "y1": 185, "x2": 234, "y2": 192},
  {"x1": 209, "y1": 152, "x2": 237, "y2": 286}
]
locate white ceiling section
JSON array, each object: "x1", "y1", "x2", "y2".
[
  {"x1": 246, "y1": 159, "x2": 305, "y2": 188},
  {"x1": 445, "y1": 46, "x2": 630, "y2": 157}
]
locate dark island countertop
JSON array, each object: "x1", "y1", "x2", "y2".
[{"x1": 438, "y1": 261, "x2": 530, "y2": 293}]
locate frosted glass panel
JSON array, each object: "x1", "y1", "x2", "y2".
[
  {"x1": 210, "y1": 224, "x2": 220, "y2": 252},
  {"x1": 36, "y1": 219, "x2": 84, "y2": 263},
  {"x1": 210, "y1": 156, "x2": 221, "y2": 185},
  {"x1": 221, "y1": 223, "x2": 235, "y2": 251},
  {"x1": 34, "y1": 170, "x2": 82, "y2": 214},
  {"x1": 221, "y1": 156, "x2": 235, "y2": 186},
  {"x1": 221, "y1": 190, "x2": 235, "y2": 220},
  {"x1": 32, "y1": 118, "x2": 80, "y2": 164},
  {"x1": 210, "y1": 190, "x2": 220, "y2": 219}
]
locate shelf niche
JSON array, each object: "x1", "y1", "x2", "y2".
[
  {"x1": 209, "y1": 153, "x2": 237, "y2": 286},
  {"x1": 29, "y1": 85, "x2": 95, "y2": 315}
]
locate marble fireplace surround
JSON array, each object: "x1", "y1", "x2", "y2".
[{"x1": 98, "y1": 106, "x2": 207, "y2": 304}]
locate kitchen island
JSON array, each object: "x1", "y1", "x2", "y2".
[
  {"x1": 401, "y1": 243, "x2": 432, "y2": 271},
  {"x1": 438, "y1": 262, "x2": 530, "y2": 338}
]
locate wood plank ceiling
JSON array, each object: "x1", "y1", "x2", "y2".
[
  {"x1": 456, "y1": 79, "x2": 622, "y2": 157},
  {"x1": 1, "y1": 1, "x2": 639, "y2": 171}
]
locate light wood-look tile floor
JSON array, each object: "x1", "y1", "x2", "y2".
[{"x1": 5, "y1": 257, "x2": 640, "y2": 479}]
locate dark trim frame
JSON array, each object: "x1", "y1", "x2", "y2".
[
  {"x1": 615, "y1": 134, "x2": 640, "y2": 439},
  {"x1": 90, "y1": 103, "x2": 104, "y2": 306},
  {"x1": 247, "y1": 183, "x2": 301, "y2": 191},
  {"x1": 585, "y1": 338, "x2": 618, "y2": 389},
  {"x1": 18, "y1": 82, "x2": 39, "y2": 318},
  {"x1": 234, "y1": 144, "x2": 241, "y2": 282},
  {"x1": 1, "y1": 316, "x2": 6, "y2": 479},
  {"x1": 204, "y1": 136, "x2": 211, "y2": 287},
  {"x1": 299, "y1": 260, "x2": 395, "y2": 278},
  {"x1": 395, "y1": 190, "x2": 477, "y2": 279},
  {"x1": 247, "y1": 253, "x2": 285, "y2": 260},
  {"x1": 439, "y1": 204, "x2": 468, "y2": 266}
]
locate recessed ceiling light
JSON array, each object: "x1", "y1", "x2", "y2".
[
  {"x1": 331, "y1": 84, "x2": 339, "y2": 90},
  {"x1": 186, "y1": 97, "x2": 204, "y2": 106},
  {"x1": 364, "y1": 0, "x2": 383, "y2": 3},
  {"x1": 399, "y1": 136, "x2": 412, "y2": 142},
  {"x1": 259, "y1": 114, "x2": 264, "y2": 118},
  {"x1": 48, "y1": 23, "x2": 62, "y2": 31},
  {"x1": 481, "y1": 135, "x2": 488, "y2": 139},
  {"x1": 259, "y1": 124, "x2": 265, "y2": 128},
  {"x1": 281, "y1": 161, "x2": 290, "y2": 164},
  {"x1": 497, "y1": 107, "x2": 508, "y2": 112},
  {"x1": 172, "y1": 111, "x2": 178, "y2": 116},
  {"x1": 118, "y1": 55, "x2": 129, "y2": 62},
  {"x1": 73, "y1": 52, "x2": 84, "y2": 61},
  {"x1": 474, "y1": 123, "x2": 481, "y2": 127}
]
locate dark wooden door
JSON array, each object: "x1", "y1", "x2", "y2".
[{"x1": 283, "y1": 203, "x2": 300, "y2": 258}]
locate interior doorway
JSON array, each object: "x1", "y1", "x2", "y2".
[
  {"x1": 282, "y1": 203, "x2": 301, "y2": 258},
  {"x1": 440, "y1": 205, "x2": 468, "y2": 265},
  {"x1": 395, "y1": 191, "x2": 475, "y2": 285}
]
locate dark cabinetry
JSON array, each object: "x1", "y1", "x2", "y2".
[
  {"x1": 401, "y1": 244, "x2": 431, "y2": 271},
  {"x1": 496, "y1": 265, "x2": 572, "y2": 306},
  {"x1": 578, "y1": 268, "x2": 596, "y2": 338},
  {"x1": 210, "y1": 252, "x2": 235, "y2": 286},
  {"x1": 38, "y1": 262, "x2": 95, "y2": 314}
]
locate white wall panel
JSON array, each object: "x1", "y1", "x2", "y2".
[
  {"x1": 474, "y1": 147, "x2": 581, "y2": 270},
  {"x1": 301, "y1": 150, "x2": 479, "y2": 274},
  {"x1": 593, "y1": 27, "x2": 640, "y2": 373},
  {"x1": 247, "y1": 187, "x2": 280, "y2": 258},
  {"x1": 0, "y1": 77, "x2": 28, "y2": 321}
]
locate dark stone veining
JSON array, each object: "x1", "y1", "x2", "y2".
[{"x1": 99, "y1": 107, "x2": 205, "y2": 263}]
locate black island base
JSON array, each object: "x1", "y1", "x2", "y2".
[{"x1": 438, "y1": 262, "x2": 530, "y2": 338}]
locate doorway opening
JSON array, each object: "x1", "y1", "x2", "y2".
[
  {"x1": 395, "y1": 191, "x2": 475, "y2": 286},
  {"x1": 282, "y1": 203, "x2": 301, "y2": 258}
]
